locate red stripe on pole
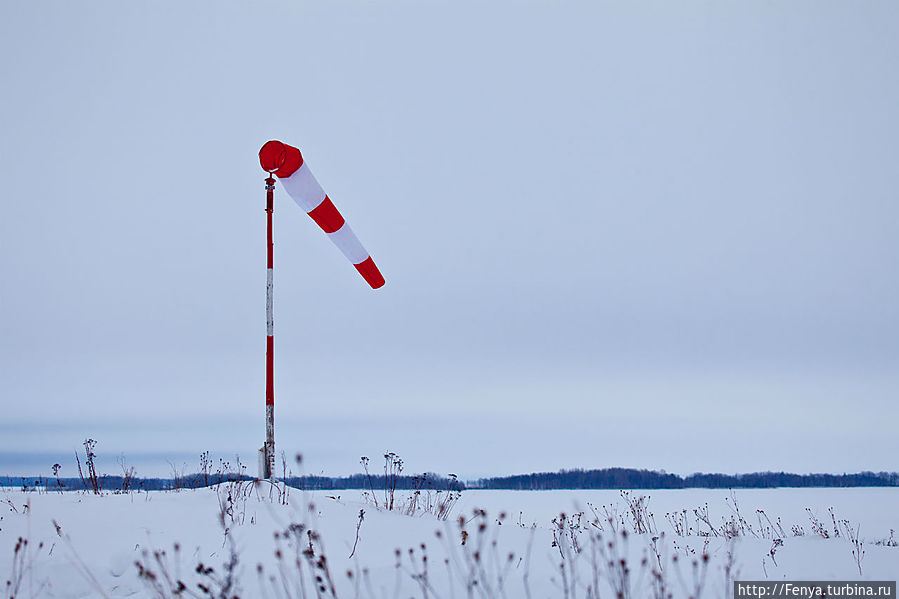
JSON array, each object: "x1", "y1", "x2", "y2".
[
  {"x1": 265, "y1": 335, "x2": 274, "y2": 406},
  {"x1": 259, "y1": 140, "x2": 303, "y2": 178},
  {"x1": 354, "y1": 256, "x2": 385, "y2": 289},
  {"x1": 266, "y1": 186, "x2": 274, "y2": 269},
  {"x1": 307, "y1": 196, "x2": 346, "y2": 234}
]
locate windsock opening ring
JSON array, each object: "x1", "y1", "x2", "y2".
[{"x1": 259, "y1": 140, "x2": 303, "y2": 178}]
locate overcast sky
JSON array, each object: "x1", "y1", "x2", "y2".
[{"x1": 1, "y1": 1, "x2": 897, "y2": 479}]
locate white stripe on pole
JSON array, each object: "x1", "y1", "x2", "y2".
[{"x1": 266, "y1": 268, "x2": 273, "y2": 336}]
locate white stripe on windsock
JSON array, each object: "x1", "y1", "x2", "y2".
[
  {"x1": 279, "y1": 163, "x2": 325, "y2": 213},
  {"x1": 327, "y1": 223, "x2": 369, "y2": 265}
]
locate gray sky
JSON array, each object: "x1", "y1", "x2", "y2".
[{"x1": 1, "y1": 1, "x2": 897, "y2": 479}]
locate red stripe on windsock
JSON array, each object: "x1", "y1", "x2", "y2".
[
  {"x1": 307, "y1": 197, "x2": 346, "y2": 234},
  {"x1": 354, "y1": 256, "x2": 385, "y2": 289},
  {"x1": 259, "y1": 140, "x2": 303, "y2": 178}
]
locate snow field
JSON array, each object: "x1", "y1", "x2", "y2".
[{"x1": 1, "y1": 485, "x2": 897, "y2": 597}]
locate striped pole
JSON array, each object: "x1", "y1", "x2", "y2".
[{"x1": 263, "y1": 175, "x2": 276, "y2": 480}]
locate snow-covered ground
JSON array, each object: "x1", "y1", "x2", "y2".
[{"x1": 2, "y1": 485, "x2": 896, "y2": 597}]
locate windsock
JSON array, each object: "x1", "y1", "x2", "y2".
[{"x1": 258, "y1": 140, "x2": 385, "y2": 289}]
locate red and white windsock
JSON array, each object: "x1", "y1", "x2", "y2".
[{"x1": 258, "y1": 140, "x2": 385, "y2": 289}]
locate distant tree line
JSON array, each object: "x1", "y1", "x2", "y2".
[
  {"x1": 4, "y1": 469, "x2": 897, "y2": 492},
  {"x1": 1, "y1": 474, "x2": 249, "y2": 492},
  {"x1": 681, "y1": 471, "x2": 899, "y2": 489},
  {"x1": 1, "y1": 472, "x2": 464, "y2": 493},
  {"x1": 471, "y1": 468, "x2": 899, "y2": 490},
  {"x1": 283, "y1": 473, "x2": 464, "y2": 492},
  {"x1": 473, "y1": 468, "x2": 684, "y2": 490}
]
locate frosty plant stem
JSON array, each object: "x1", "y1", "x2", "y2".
[
  {"x1": 384, "y1": 452, "x2": 403, "y2": 511},
  {"x1": 349, "y1": 509, "x2": 364, "y2": 559},
  {"x1": 75, "y1": 439, "x2": 101, "y2": 494},
  {"x1": 360, "y1": 456, "x2": 379, "y2": 509}
]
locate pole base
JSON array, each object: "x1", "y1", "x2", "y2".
[{"x1": 258, "y1": 445, "x2": 274, "y2": 480}]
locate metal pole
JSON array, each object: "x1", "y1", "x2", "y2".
[{"x1": 263, "y1": 175, "x2": 276, "y2": 480}]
